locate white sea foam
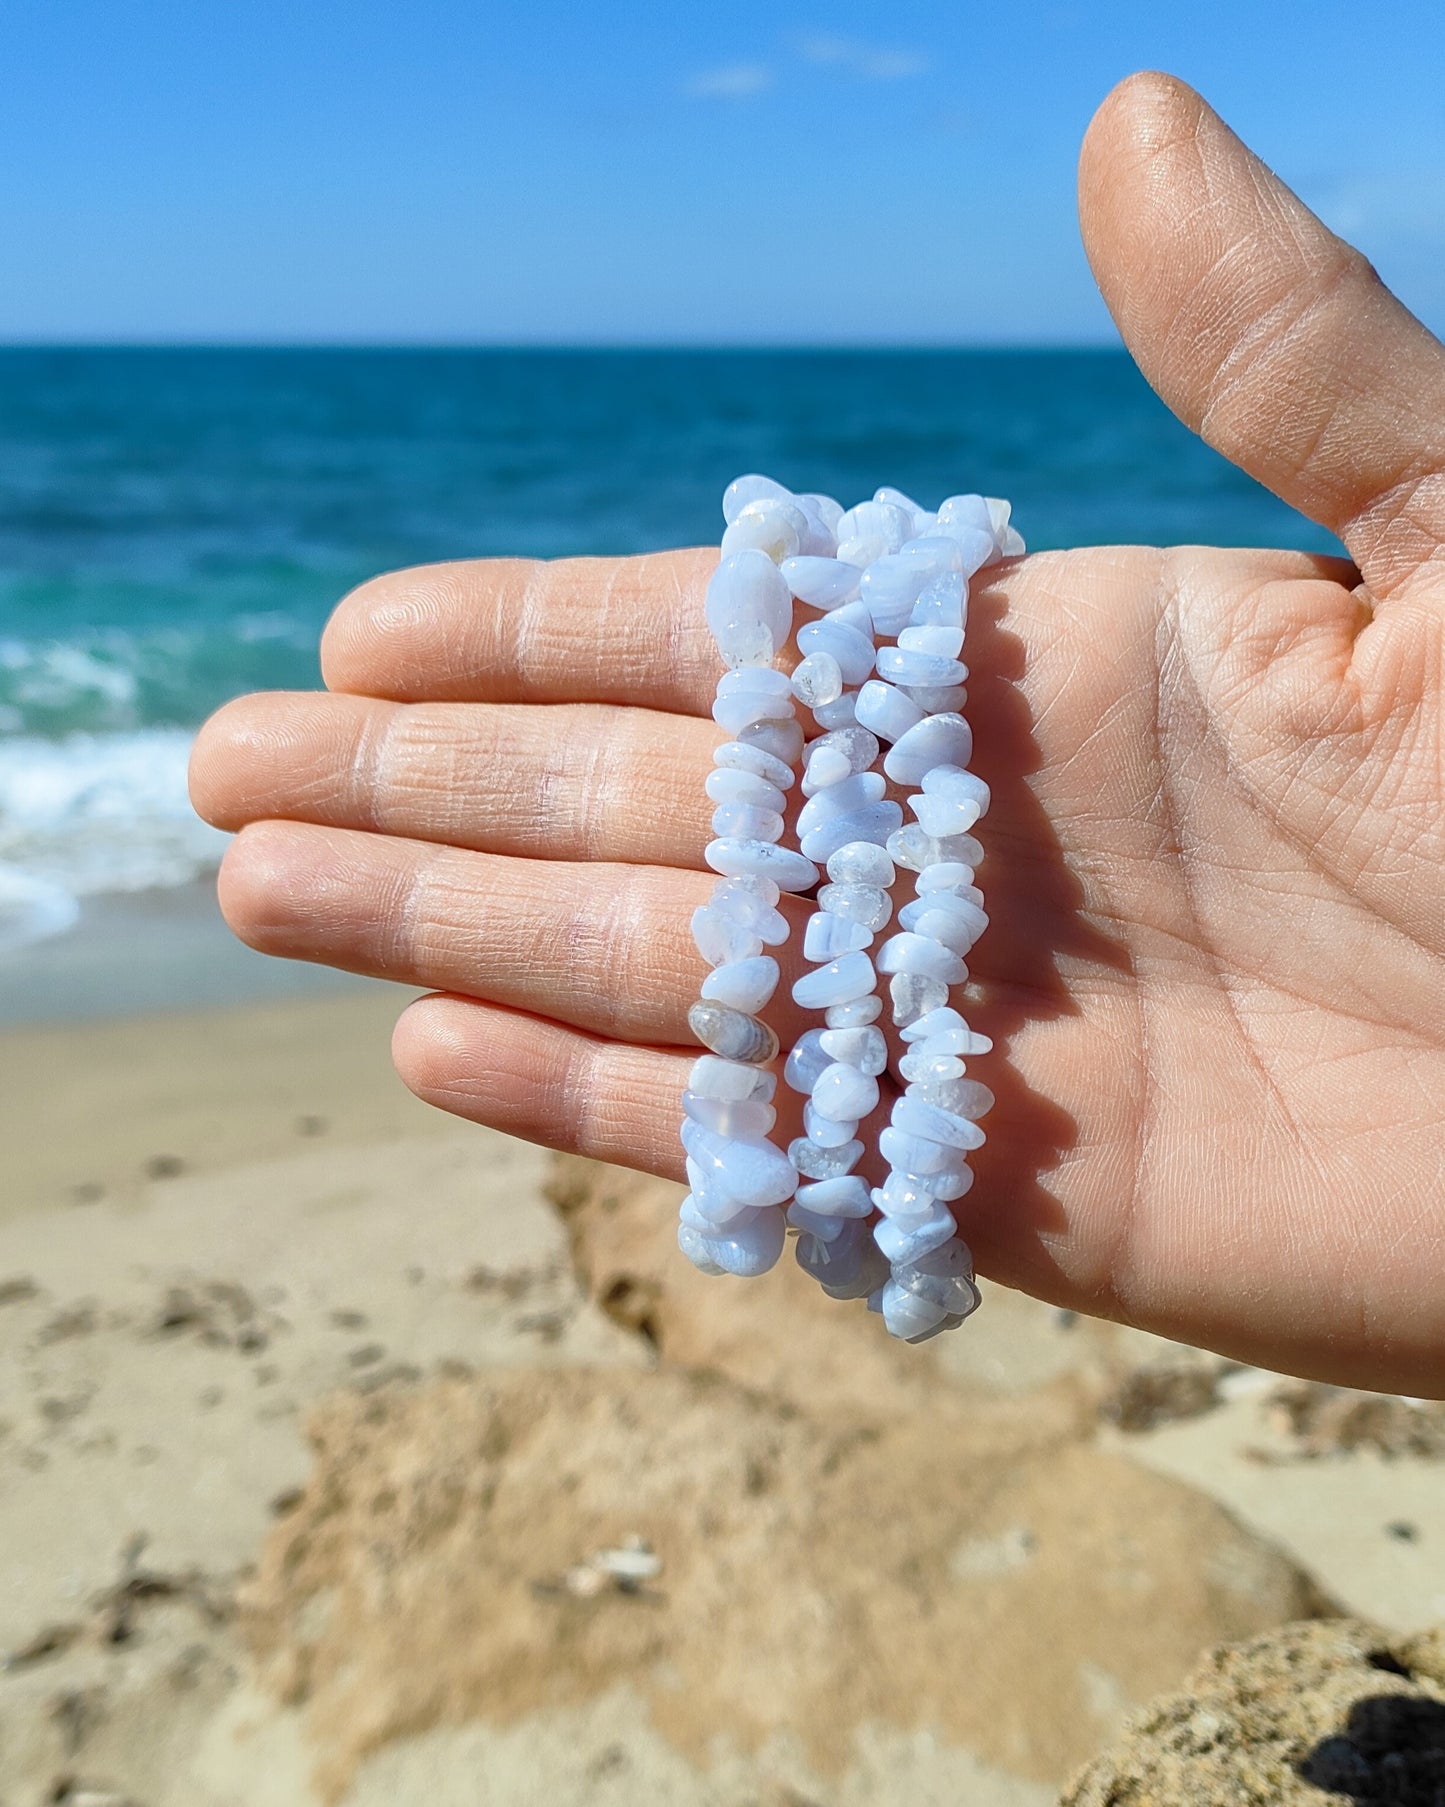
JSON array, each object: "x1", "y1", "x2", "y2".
[{"x1": 0, "y1": 729, "x2": 228, "y2": 953}]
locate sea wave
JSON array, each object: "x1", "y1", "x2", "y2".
[{"x1": 0, "y1": 729, "x2": 228, "y2": 953}]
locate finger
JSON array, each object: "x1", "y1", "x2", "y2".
[
  {"x1": 392, "y1": 993, "x2": 694, "y2": 1177},
  {"x1": 191, "y1": 691, "x2": 716, "y2": 869},
  {"x1": 217, "y1": 819, "x2": 816, "y2": 1050},
  {"x1": 1079, "y1": 71, "x2": 1445, "y2": 602},
  {"x1": 321, "y1": 547, "x2": 729, "y2": 713}
]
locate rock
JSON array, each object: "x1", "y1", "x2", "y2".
[{"x1": 1061, "y1": 1618, "x2": 1445, "y2": 1805}]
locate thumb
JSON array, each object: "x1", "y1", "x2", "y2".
[{"x1": 1079, "y1": 70, "x2": 1445, "y2": 606}]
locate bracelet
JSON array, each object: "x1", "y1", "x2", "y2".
[{"x1": 681, "y1": 475, "x2": 1023, "y2": 1341}]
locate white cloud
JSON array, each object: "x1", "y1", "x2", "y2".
[
  {"x1": 797, "y1": 33, "x2": 928, "y2": 80},
  {"x1": 686, "y1": 63, "x2": 775, "y2": 100}
]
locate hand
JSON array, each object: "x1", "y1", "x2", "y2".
[{"x1": 190, "y1": 73, "x2": 1445, "y2": 1395}]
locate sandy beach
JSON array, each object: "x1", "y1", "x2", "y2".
[{"x1": 1, "y1": 967, "x2": 1442, "y2": 1804}]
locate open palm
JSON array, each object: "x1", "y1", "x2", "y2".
[{"x1": 191, "y1": 75, "x2": 1445, "y2": 1394}]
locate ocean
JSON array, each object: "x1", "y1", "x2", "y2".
[{"x1": 0, "y1": 346, "x2": 1338, "y2": 958}]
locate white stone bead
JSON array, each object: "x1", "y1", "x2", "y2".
[
  {"x1": 711, "y1": 803, "x2": 783, "y2": 844},
  {"x1": 722, "y1": 473, "x2": 792, "y2": 524},
  {"x1": 858, "y1": 553, "x2": 930, "y2": 634},
  {"x1": 705, "y1": 767, "x2": 787, "y2": 813},
  {"x1": 914, "y1": 1026, "x2": 992, "y2": 1060},
  {"x1": 854, "y1": 679, "x2": 925, "y2": 743},
  {"x1": 909, "y1": 1076, "x2": 993, "y2": 1120},
  {"x1": 878, "y1": 1125, "x2": 973, "y2": 1182},
  {"x1": 898, "y1": 533, "x2": 965, "y2": 577},
  {"x1": 718, "y1": 665, "x2": 793, "y2": 700},
  {"x1": 913, "y1": 1163, "x2": 976, "y2": 1201},
  {"x1": 898, "y1": 891, "x2": 988, "y2": 944},
  {"x1": 802, "y1": 910, "x2": 872, "y2": 961},
  {"x1": 826, "y1": 840, "x2": 895, "y2": 887},
  {"x1": 713, "y1": 740, "x2": 795, "y2": 791},
  {"x1": 796, "y1": 615, "x2": 875, "y2": 686},
  {"x1": 871, "y1": 1170, "x2": 938, "y2": 1219},
  {"x1": 900, "y1": 683, "x2": 967, "y2": 715},
  {"x1": 876, "y1": 645, "x2": 967, "y2": 688},
  {"x1": 898, "y1": 1049, "x2": 966, "y2": 1085},
  {"x1": 910, "y1": 571, "x2": 967, "y2": 629},
  {"x1": 791, "y1": 652, "x2": 844, "y2": 708},
  {"x1": 688, "y1": 1055, "x2": 777, "y2": 1104},
  {"x1": 882, "y1": 712, "x2": 973, "y2": 785},
  {"x1": 892, "y1": 1094, "x2": 986, "y2": 1151},
  {"x1": 894, "y1": 1237, "x2": 981, "y2": 1317},
  {"x1": 909, "y1": 793, "x2": 981, "y2": 841},
  {"x1": 997, "y1": 523, "x2": 1026, "y2": 558},
  {"x1": 796, "y1": 770, "x2": 885, "y2": 837},
  {"x1": 791, "y1": 950, "x2": 877, "y2": 1010},
  {"x1": 789, "y1": 1135, "x2": 864, "y2": 1180},
  {"x1": 931, "y1": 521, "x2": 997, "y2": 578},
  {"x1": 780, "y1": 555, "x2": 863, "y2": 610},
  {"x1": 711, "y1": 695, "x2": 792, "y2": 736},
  {"x1": 819, "y1": 1024, "x2": 888, "y2": 1075},
  {"x1": 793, "y1": 497, "x2": 839, "y2": 558},
  {"x1": 815, "y1": 883, "x2": 890, "y2": 932},
  {"x1": 737, "y1": 717, "x2": 805, "y2": 765},
  {"x1": 810, "y1": 1060, "x2": 880, "y2": 1123},
  {"x1": 936, "y1": 493, "x2": 994, "y2": 537},
  {"x1": 798, "y1": 492, "x2": 844, "y2": 533},
  {"x1": 679, "y1": 1208, "x2": 786, "y2": 1278},
  {"x1": 681, "y1": 1089, "x2": 777, "y2": 1139},
  {"x1": 804, "y1": 1100, "x2": 861, "y2": 1146},
  {"x1": 835, "y1": 533, "x2": 888, "y2": 568},
  {"x1": 690, "y1": 905, "x2": 764, "y2": 967},
  {"x1": 720, "y1": 499, "x2": 808, "y2": 563},
  {"x1": 836, "y1": 500, "x2": 912, "y2": 553},
  {"x1": 889, "y1": 971, "x2": 949, "y2": 1026},
  {"x1": 904, "y1": 905, "x2": 978, "y2": 955},
  {"x1": 886, "y1": 824, "x2": 983, "y2": 873},
  {"x1": 898, "y1": 1006, "x2": 987, "y2": 1049},
  {"x1": 687, "y1": 1001, "x2": 778, "y2": 1065},
  {"x1": 802, "y1": 727, "x2": 880, "y2": 795},
  {"x1": 874, "y1": 1202, "x2": 957, "y2": 1264},
  {"x1": 898, "y1": 623, "x2": 964, "y2": 659},
  {"x1": 825, "y1": 994, "x2": 884, "y2": 1028},
  {"x1": 700, "y1": 954, "x2": 780, "y2": 1014},
  {"x1": 880, "y1": 1280, "x2": 950, "y2": 1340},
  {"x1": 709, "y1": 878, "x2": 788, "y2": 945},
  {"x1": 687, "y1": 1158, "x2": 767, "y2": 1224},
  {"x1": 706, "y1": 839, "x2": 819, "y2": 892},
  {"x1": 874, "y1": 484, "x2": 925, "y2": 516},
  {"x1": 985, "y1": 496, "x2": 1011, "y2": 534},
  {"x1": 793, "y1": 1174, "x2": 873, "y2": 1217},
  {"x1": 799, "y1": 800, "x2": 903, "y2": 865},
  {"x1": 704, "y1": 551, "x2": 794, "y2": 668},
  {"x1": 876, "y1": 931, "x2": 968, "y2": 986},
  {"x1": 920, "y1": 763, "x2": 989, "y2": 821},
  {"x1": 811, "y1": 693, "x2": 858, "y2": 730},
  {"x1": 680, "y1": 1120, "x2": 797, "y2": 1207},
  {"x1": 783, "y1": 1028, "x2": 830, "y2": 1094}
]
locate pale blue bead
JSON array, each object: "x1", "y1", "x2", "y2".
[
  {"x1": 791, "y1": 651, "x2": 844, "y2": 708},
  {"x1": 910, "y1": 792, "x2": 981, "y2": 840},
  {"x1": 685, "y1": 1159, "x2": 759, "y2": 1224},
  {"x1": 858, "y1": 553, "x2": 929, "y2": 634},
  {"x1": 825, "y1": 995, "x2": 884, "y2": 1028},
  {"x1": 921, "y1": 763, "x2": 990, "y2": 812},
  {"x1": 880, "y1": 1280, "x2": 950, "y2": 1340},
  {"x1": 718, "y1": 665, "x2": 793, "y2": 700},
  {"x1": 705, "y1": 551, "x2": 794, "y2": 667},
  {"x1": 901, "y1": 682, "x2": 968, "y2": 715},
  {"x1": 789, "y1": 1135, "x2": 864, "y2": 1180},
  {"x1": 874, "y1": 1201, "x2": 957, "y2": 1264},
  {"x1": 711, "y1": 692, "x2": 794, "y2": 735},
  {"x1": 690, "y1": 905, "x2": 763, "y2": 967},
  {"x1": 802, "y1": 911, "x2": 872, "y2": 962},
  {"x1": 898, "y1": 623, "x2": 965, "y2": 659},
  {"x1": 688, "y1": 1055, "x2": 776, "y2": 1104},
  {"x1": 802, "y1": 744, "x2": 852, "y2": 793},
  {"x1": 897, "y1": 1005, "x2": 968, "y2": 1044},
  {"x1": 700, "y1": 954, "x2": 780, "y2": 1013},
  {"x1": 898, "y1": 532, "x2": 964, "y2": 574},
  {"x1": 997, "y1": 524, "x2": 1027, "y2": 558},
  {"x1": 878, "y1": 1125, "x2": 973, "y2": 1181},
  {"x1": 936, "y1": 493, "x2": 994, "y2": 536},
  {"x1": 818, "y1": 1024, "x2": 887, "y2": 1075},
  {"x1": 737, "y1": 717, "x2": 805, "y2": 764},
  {"x1": 825, "y1": 840, "x2": 894, "y2": 886},
  {"x1": 722, "y1": 473, "x2": 792, "y2": 524},
  {"x1": 871, "y1": 1169, "x2": 938, "y2": 1219},
  {"x1": 898, "y1": 1049, "x2": 965, "y2": 1084},
  {"x1": 677, "y1": 1221, "x2": 729, "y2": 1275},
  {"x1": 817, "y1": 1233, "x2": 891, "y2": 1301},
  {"x1": 796, "y1": 615, "x2": 875, "y2": 685},
  {"x1": 787, "y1": 1201, "x2": 848, "y2": 1242},
  {"x1": 914, "y1": 863, "x2": 980, "y2": 898},
  {"x1": 705, "y1": 767, "x2": 787, "y2": 812},
  {"x1": 914, "y1": 1163, "x2": 976, "y2": 1202},
  {"x1": 795, "y1": 1215, "x2": 871, "y2": 1288},
  {"x1": 836, "y1": 500, "x2": 912, "y2": 552},
  {"x1": 803, "y1": 1100, "x2": 860, "y2": 1146},
  {"x1": 854, "y1": 679, "x2": 925, "y2": 743},
  {"x1": 804, "y1": 729, "x2": 880, "y2": 792},
  {"x1": 799, "y1": 800, "x2": 903, "y2": 864},
  {"x1": 793, "y1": 498, "x2": 839, "y2": 557},
  {"x1": 681, "y1": 1089, "x2": 776, "y2": 1139},
  {"x1": 882, "y1": 712, "x2": 974, "y2": 786},
  {"x1": 910, "y1": 1075, "x2": 994, "y2": 1119},
  {"x1": 874, "y1": 484, "x2": 925, "y2": 516},
  {"x1": 898, "y1": 893, "x2": 987, "y2": 945},
  {"x1": 815, "y1": 883, "x2": 890, "y2": 931},
  {"x1": 907, "y1": 905, "x2": 980, "y2": 956},
  {"x1": 679, "y1": 1208, "x2": 786, "y2": 1278},
  {"x1": 793, "y1": 1174, "x2": 873, "y2": 1217},
  {"x1": 798, "y1": 492, "x2": 844, "y2": 533},
  {"x1": 710, "y1": 878, "x2": 789, "y2": 945},
  {"x1": 706, "y1": 838, "x2": 819, "y2": 892},
  {"x1": 894, "y1": 1237, "x2": 981, "y2": 1317},
  {"x1": 713, "y1": 740, "x2": 795, "y2": 791},
  {"x1": 910, "y1": 571, "x2": 967, "y2": 629},
  {"x1": 783, "y1": 1027, "x2": 830, "y2": 1093},
  {"x1": 889, "y1": 971, "x2": 949, "y2": 1026},
  {"x1": 931, "y1": 521, "x2": 997, "y2": 578},
  {"x1": 795, "y1": 770, "x2": 886, "y2": 838},
  {"x1": 886, "y1": 825, "x2": 983, "y2": 874},
  {"x1": 680, "y1": 1119, "x2": 797, "y2": 1207},
  {"x1": 891, "y1": 1094, "x2": 986, "y2": 1151},
  {"x1": 811, "y1": 693, "x2": 858, "y2": 730},
  {"x1": 711, "y1": 801, "x2": 783, "y2": 843},
  {"x1": 876, "y1": 931, "x2": 968, "y2": 986},
  {"x1": 809, "y1": 1060, "x2": 879, "y2": 1123},
  {"x1": 876, "y1": 646, "x2": 968, "y2": 688},
  {"x1": 780, "y1": 555, "x2": 863, "y2": 610},
  {"x1": 720, "y1": 499, "x2": 807, "y2": 563}
]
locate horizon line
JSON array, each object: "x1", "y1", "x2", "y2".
[{"x1": 0, "y1": 337, "x2": 1129, "y2": 355}]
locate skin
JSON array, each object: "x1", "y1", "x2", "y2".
[{"x1": 190, "y1": 73, "x2": 1445, "y2": 1394}]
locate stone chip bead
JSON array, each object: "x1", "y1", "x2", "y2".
[
  {"x1": 679, "y1": 1209, "x2": 787, "y2": 1279},
  {"x1": 700, "y1": 954, "x2": 779, "y2": 1014},
  {"x1": 780, "y1": 555, "x2": 864, "y2": 610},
  {"x1": 705, "y1": 549, "x2": 794, "y2": 668},
  {"x1": 809, "y1": 1061, "x2": 880, "y2": 1124},
  {"x1": 687, "y1": 1001, "x2": 779, "y2": 1067},
  {"x1": 680, "y1": 1120, "x2": 798, "y2": 1210},
  {"x1": 705, "y1": 838, "x2": 819, "y2": 892}
]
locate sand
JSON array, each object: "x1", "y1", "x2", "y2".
[{"x1": 1, "y1": 985, "x2": 1441, "y2": 1804}]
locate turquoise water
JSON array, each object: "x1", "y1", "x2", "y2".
[{"x1": 0, "y1": 347, "x2": 1337, "y2": 945}]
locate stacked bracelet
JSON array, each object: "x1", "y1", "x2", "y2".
[{"x1": 682, "y1": 474, "x2": 1023, "y2": 1341}]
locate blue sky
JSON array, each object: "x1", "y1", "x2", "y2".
[{"x1": 2, "y1": 0, "x2": 1442, "y2": 344}]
